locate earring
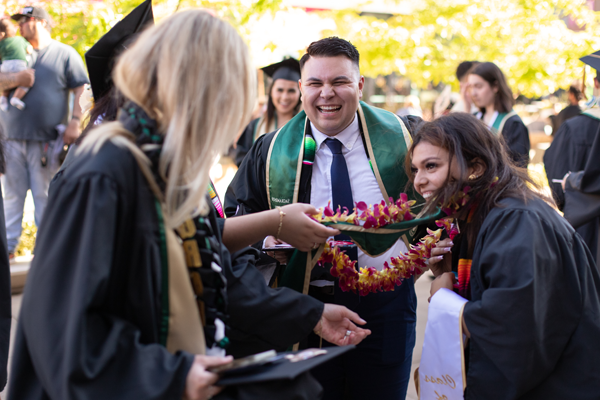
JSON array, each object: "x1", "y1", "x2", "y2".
[{"x1": 468, "y1": 174, "x2": 479, "y2": 180}]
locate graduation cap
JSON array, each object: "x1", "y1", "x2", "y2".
[
  {"x1": 217, "y1": 345, "x2": 354, "y2": 386},
  {"x1": 85, "y1": 0, "x2": 154, "y2": 101},
  {"x1": 580, "y1": 50, "x2": 600, "y2": 72},
  {"x1": 261, "y1": 58, "x2": 301, "y2": 82}
]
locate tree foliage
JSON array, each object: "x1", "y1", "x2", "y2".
[
  {"x1": 2, "y1": 0, "x2": 599, "y2": 96},
  {"x1": 0, "y1": 0, "x2": 282, "y2": 65},
  {"x1": 323, "y1": 0, "x2": 600, "y2": 96}
]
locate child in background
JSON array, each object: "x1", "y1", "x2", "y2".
[{"x1": 0, "y1": 18, "x2": 33, "y2": 111}]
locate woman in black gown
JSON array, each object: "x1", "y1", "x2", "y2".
[
  {"x1": 233, "y1": 58, "x2": 301, "y2": 167},
  {"x1": 8, "y1": 10, "x2": 370, "y2": 400},
  {"x1": 411, "y1": 113, "x2": 600, "y2": 399},
  {"x1": 467, "y1": 62, "x2": 530, "y2": 168}
]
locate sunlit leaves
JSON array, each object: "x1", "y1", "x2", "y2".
[{"x1": 321, "y1": 0, "x2": 600, "y2": 96}]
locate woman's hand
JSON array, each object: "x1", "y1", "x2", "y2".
[
  {"x1": 429, "y1": 272, "x2": 456, "y2": 301},
  {"x1": 428, "y1": 238, "x2": 453, "y2": 277},
  {"x1": 277, "y1": 203, "x2": 340, "y2": 252},
  {"x1": 314, "y1": 304, "x2": 371, "y2": 346},
  {"x1": 184, "y1": 355, "x2": 232, "y2": 400}
]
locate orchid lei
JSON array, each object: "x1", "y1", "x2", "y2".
[
  {"x1": 312, "y1": 196, "x2": 462, "y2": 296},
  {"x1": 311, "y1": 193, "x2": 417, "y2": 229},
  {"x1": 317, "y1": 227, "x2": 446, "y2": 296}
]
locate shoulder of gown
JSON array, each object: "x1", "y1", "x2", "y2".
[
  {"x1": 8, "y1": 142, "x2": 194, "y2": 400},
  {"x1": 225, "y1": 130, "x2": 277, "y2": 216},
  {"x1": 397, "y1": 114, "x2": 425, "y2": 137},
  {"x1": 463, "y1": 195, "x2": 600, "y2": 398},
  {"x1": 501, "y1": 115, "x2": 530, "y2": 168},
  {"x1": 234, "y1": 118, "x2": 260, "y2": 167}
]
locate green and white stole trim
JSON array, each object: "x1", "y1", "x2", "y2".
[
  {"x1": 266, "y1": 101, "x2": 413, "y2": 209},
  {"x1": 418, "y1": 288, "x2": 468, "y2": 400},
  {"x1": 265, "y1": 101, "x2": 414, "y2": 294},
  {"x1": 581, "y1": 105, "x2": 600, "y2": 121},
  {"x1": 491, "y1": 110, "x2": 517, "y2": 136}
]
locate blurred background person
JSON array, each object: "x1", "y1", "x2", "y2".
[
  {"x1": 396, "y1": 94, "x2": 422, "y2": 117},
  {"x1": 545, "y1": 51, "x2": 600, "y2": 265},
  {"x1": 233, "y1": 58, "x2": 301, "y2": 167},
  {"x1": 451, "y1": 60, "x2": 479, "y2": 113},
  {"x1": 553, "y1": 85, "x2": 582, "y2": 133},
  {"x1": 468, "y1": 61, "x2": 530, "y2": 168},
  {"x1": 0, "y1": 6, "x2": 88, "y2": 261}
]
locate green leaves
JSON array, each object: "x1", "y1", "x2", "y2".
[{"x1": 321, "y1": 0, "x2": 600, "y2": 96}]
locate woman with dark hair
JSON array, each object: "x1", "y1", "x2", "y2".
[
  {"x1": 468, "y1": 62, "x2": 530, "y2": 168},
  {"x1": 409, "y1": 113, "x2": 600, "y2": 399},
  {"x1": 233, "y1": 58, "x2": 301, "y2": 167}
]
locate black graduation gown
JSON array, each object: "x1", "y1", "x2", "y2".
[
  {"x1": 553, "y1": 104, "x2": 581, "y2": 133},
  {"x1": 544, "y1": 114, "x2": 600, "y2": 259},
  {"x1": 501, "y1": 114, "x2": 530, "y2": 168},
  {"x1": 225, "y1": 115, "x2": 424, "y2": 217},
  {"x1": 8, "y1": 142, "x2": 323, "y2": 399},
  {"x1": 233, "y1": 118, "x2": 260, "y2": 167},
  {"x1": 463, "y1": 196, "x2": 600, "y2": 399}
]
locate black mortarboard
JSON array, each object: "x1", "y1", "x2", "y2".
[
  {"x1": 580, "y1": 50, "x2": 600, "y2": 72},
  {"x1": 261, "y1": 58, "x2": 301, "y2": 82},
  {"x1": 85, "y1": 0, "x2": 154, "y2": 100}
]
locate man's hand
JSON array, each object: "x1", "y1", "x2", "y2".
[
  {"x1": 184, "y1": 354, "x2": 232, "y2": 400},
  {"x1": 314, "y1": 304, "x2": 371, "y2": 346},
  {"x1": 16, "y1": 69, "x2": 35, "y2": 88},
  {"x1": 0, "y1": 70, "x2": 35, "y2": 92},
  {"x1": 63, "y1": 118, "x2": 80, "y2": 145}
]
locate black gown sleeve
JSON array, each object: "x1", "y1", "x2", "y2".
[
  {"x1": 543, "y1": 122, "x2": 573, "y2": 209},
  {"x1": 501, "y1": 116, "x2": 530, "y2": 168},
  {"x1": 234, "y1": 119, "x2": 259, "y2": 168},
  {"x1": 562, "y1": 125, "x2": 600, "y2": 229},
  {"x1": 398, "y1": 115, "x2": 425, "y2": 137},
  {"x1": 464, "y1": 203, "x2": 596, "y2": 398},
  {"x1": 9, "y1": 174, "x2": 192, "y2": 400},
  {"x1": 225, "y1": 132, "x2": 276, "y2": 217},
  {"x1": 223, "y1": 247, "x2": 324, "y2": 357},
  {"x1": 0, "y1": 183, "x2": 10, "y2": 391}
]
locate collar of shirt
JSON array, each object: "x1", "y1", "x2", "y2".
[
  {"x1": 310, "y1": 113, "x2": 360, "y2": 154},
  {"x1": 475, "y1": 110, "x2": 499, "y2": 128}
]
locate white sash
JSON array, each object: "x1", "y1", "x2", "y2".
[{"x1": 419, "y1": 288, "x2": 468, "y2": 400}]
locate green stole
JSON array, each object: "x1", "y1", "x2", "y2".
[
  {"x1": 491, "y1": 110, "x2": 517, "y2": 135},
  {"x1": 265, "y1": 101, "x2": 416, "y2": 293}
]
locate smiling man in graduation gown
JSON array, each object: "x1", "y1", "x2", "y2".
[
  {"x1": 545, "y1": 50, "x2": 600, "y2": 263},
  {"x1": 226, "y1": 37, "x2": 424, "y2": 399}
]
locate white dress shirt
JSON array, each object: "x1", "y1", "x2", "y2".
[
  {"x1": 310, "y1": 114, "x2": 409, "y2": 273},
  {"x1": 475, "y1": 110, "x2": 499, "y2": 128}
]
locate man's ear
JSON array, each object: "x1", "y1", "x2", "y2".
[{"x1": 358, "y1": 76, "x2": 364, "y2": 100}]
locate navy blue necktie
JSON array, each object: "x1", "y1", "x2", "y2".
[{"x1": 325, "y1": 138, "x2": 354, "y2": 243}]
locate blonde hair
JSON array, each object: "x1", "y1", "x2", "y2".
[{"x1": 80, "y1": 10, "x2": 256, "y2": 228}]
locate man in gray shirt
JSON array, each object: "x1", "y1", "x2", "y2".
[{"x1": 0, "y1": 6, "x2": 88, "y2": 258}]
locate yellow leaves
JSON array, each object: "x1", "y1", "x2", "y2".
[{"x1": 321, "y1": 0, "x2": 600, "y2": 96}]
